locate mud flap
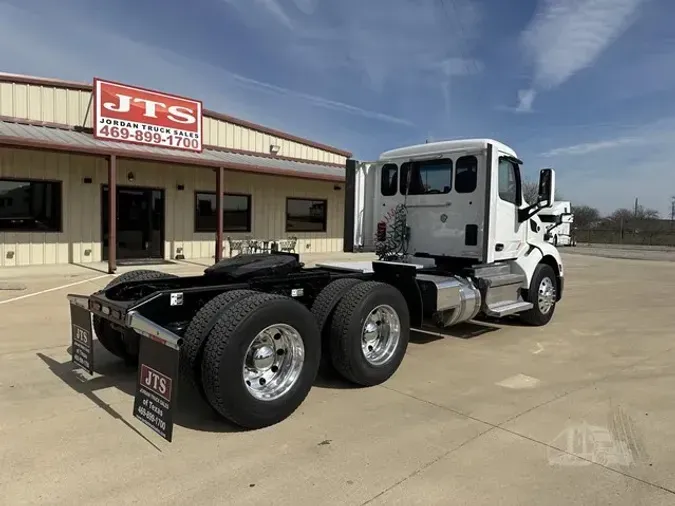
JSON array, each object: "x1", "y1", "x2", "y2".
[
  {"x1": 133, "y1": 336, "x2": 180, "y2": 442},
  {"x1": 70, "y1": 303, "x2": 94, "y2": 375}
]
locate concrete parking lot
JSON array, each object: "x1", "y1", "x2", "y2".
[{"x1": 1, "y1": 251, "x2": 674, "y2": 505}]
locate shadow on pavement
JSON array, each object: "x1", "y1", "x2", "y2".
[
  {"x1": 37, "y1": 341, "x2": 245, "y2": 447},
  {"x1": 39, "y1": 317, "x2": 508, "y2": 441},
  {"x1": 411, "y1": 320, "x2": 501, "y2": 343},
  {"x1": 40, "y1": 340, "x2": 370, "y2": 437},
  {"x1": 72, "y1": 263, "x2": 110, "y2": 275}
]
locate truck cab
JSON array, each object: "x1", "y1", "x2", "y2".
[
  {"x1": 344, "y1": 138, "x2": 564, "y2": 322},
  {"x1": 538, "y1": 201, "x2": 575, "y2": 247},
  {"x1": 348, "y1": 139, "x2": 560, "y2": 258}
]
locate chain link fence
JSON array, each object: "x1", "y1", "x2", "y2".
[{"x1": 574, "y1": 227, "x2": 675, "y2": 247}]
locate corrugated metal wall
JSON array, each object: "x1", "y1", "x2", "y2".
[
  {"x1": 0, "y1": 82, "x2": 347, "y2": 165},
  {"x1": 0, "y1": 147, "x2": 345, "y2": 267}
]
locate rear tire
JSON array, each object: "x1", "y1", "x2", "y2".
[
  {"x1": 520, "y1": 263, "x2": 558, "y2": 326},
  {"x1": 93, "y1": 269, "x2": 177, "y2": 364},
  {"x1": 310, "y1": 278, "x2": 363, "y2": 374},
  {"x1": 329, "y1": 281, "x2": 410, "y2": 386},
  {"x1": 181, "y1": 289, "x2": 259, "y2": 393},
  {"x1": 200, "y1": 293, "x2": 321, "y2": 429}
]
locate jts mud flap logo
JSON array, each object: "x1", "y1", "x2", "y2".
[
  {"x1": 139, "y1": 364, "x2": 172, "y2": 402},
  {"x1": 73, "y1": 326, "x2": 89, "y2": 346}
]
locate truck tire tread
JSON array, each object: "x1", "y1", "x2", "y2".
[
  {"x1": 520, "y1": 263, "x2": 557, "y2": 326},
  {"x1": 181, "y1": 289, "x2": 259, "y2": 391},
  {"x1": 106, "y1": 269, "x2": 177, "y2": 288},
  {"x1": 201, "y1": 293, "x2": 321, "y2": 429},
  {"x1": 329, "y1": 281, "x2": 410, "y2": 386},
  {"x1": 93, "y1": 269, "x2": 178, "y2": 363},
  {"x1": 311, "y1": 278, "x2": 363, "y2": 373}
]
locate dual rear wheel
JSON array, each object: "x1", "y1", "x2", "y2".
[
  {"x1": 319, "y1": 280, "x2": 410, "y2": 386},
  {"x1": 95, "y1": 270, "x2": 410, "y2": 430},
  {"x1": 184, "y1": 280, "x2": 410, "y2": 429}
]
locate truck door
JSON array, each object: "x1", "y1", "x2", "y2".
[
  {"x1": 350, "y1": 161, "x2": 403, "y2": 252},
  {"x1": 352, "y1": 161, "x2": 375, "y2": 251},
  {"x1": 492, "y1": 155, "x2": 528, "y2": 261}
]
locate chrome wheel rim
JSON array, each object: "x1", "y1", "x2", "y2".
[
  {"x1": 361, "y1": 304, "x2": 401, "y2": 366},
  {"x1": 242, "y1": 324, "x2": 304, "y2": 401},
  {"x1": 537, "y1": 277, "x2": 556, "y2": 314}
]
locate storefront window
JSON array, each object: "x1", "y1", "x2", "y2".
[
  {"x1": 194, "y1": 192, "x2": 252, "y2": 232},
  {"x1": 0, "y1": 178, "x2": 62, "y2": 232},
  {"x1": 286, "y1": 198, "x2": 327, "y2": 232}
]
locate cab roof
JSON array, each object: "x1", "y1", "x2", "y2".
[{"x1": 379, "y1": 138, "x2": 517, "y2": 161}]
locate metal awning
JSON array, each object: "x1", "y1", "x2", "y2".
[{"x1": 0, "y1": 120, "x2": 345, "y2": 182}]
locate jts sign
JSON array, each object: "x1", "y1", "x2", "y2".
[{"x1": 93, "y1": 78, "x2": 203, "y2": 152}]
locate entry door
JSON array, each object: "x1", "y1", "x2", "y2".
[
  {"x1": 492, "y1": 156, "x2": 527, "y2": 261},
  {"x1": 102, "y1": 186, "x2": 165, "y2": 260}
]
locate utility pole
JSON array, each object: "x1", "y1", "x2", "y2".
[
  {"x1": 670, "y1": 196, "x2": 675, "y2": 229},
  {"x1": 634, "y1": 197, "x2": 639, "y2": 218}
]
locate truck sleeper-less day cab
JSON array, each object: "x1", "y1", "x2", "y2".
[
  {"x1": 67, "y1": 138, "x2": 564, "y2": 442},
  {"x1": 538, "y1": 201, "x2": 576, "y2": 247}
]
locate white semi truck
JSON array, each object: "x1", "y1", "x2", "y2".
[
  {"x1": 538, "y1": 201, "x2": 575, "y2": 247},
  {"x1": 67, "y1": 138, "x2": 564, "y2": 441}
]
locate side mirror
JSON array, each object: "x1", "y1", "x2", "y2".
[{"x1": 538, "y1": 168, "x2": 555, "y2": 208}]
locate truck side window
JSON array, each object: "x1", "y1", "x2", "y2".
[
  {"x1": 400, "y1": 158, "x2": 452, "y2": 195},
  {"x1": 498, "y1": 158, "x2": 518, "y2": 204},
  {"x1": 455, "y1": 155, "x2": 477, "y2": 193},
  {"x1": 380, "y1": 163, "x2": 398, "y2": 196}
]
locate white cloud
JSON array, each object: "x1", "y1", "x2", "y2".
[
  {"x1": 255, "y1": 0, "x2": 295, "y2": 29},
  {"x1": 223, "y1": 0, "x2": 484, "y2": 94},
  {"x1": 539, "y1": 136, "x2": 647, "y2": 157},
  {"x1": 517, "y1": 0, "x2": 647, "y2": 109},
  {"x1": 226, "y1": 71, "x2": 414, "y2": 126},
  {"x1": 436, "y1": 57, "x2": 483, "y2": 77},
  {"x1": 290, "y1": 0, "x2": 316, "y2": 15},
  {"x1": 516, "y1": 89, "x2": 537, "y2": 113},
  {"x1": 530, "y1": 117, "x2": 675, "y2": 216},
  {"x1": 0, "y1": 1, "x2": 412, "y2": 133}
]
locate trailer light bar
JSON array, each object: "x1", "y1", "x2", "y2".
[{"x1": 126, "y1": 310, "x2": 182, "y2": 351}]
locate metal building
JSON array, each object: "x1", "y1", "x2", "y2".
[{"x1": 0, "y1": 73, "x2": 351, "y2": 272}]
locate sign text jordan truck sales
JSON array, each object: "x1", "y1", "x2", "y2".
[{"x1": 93, "y1": 78, "x2": 203, "y2": 152}]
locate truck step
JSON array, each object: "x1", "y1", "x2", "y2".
[
  {"x1": 484, "y1": 300, "x2": 533, "y2": 318},
  {"x1": 471, "y1": 262, "x2": 511, "y2": 278},
  {"x1": 481, "y1": 273, "x2": 525, "y2": 288}
]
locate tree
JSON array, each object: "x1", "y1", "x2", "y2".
[
  {"x1": 637, "y1": 206, "x2": 660, "y2": 220},
  {"x1": 571, "y1": 205, "x2": 601, "y2": 228},
  {"x1": 522, "y1": 181, "x2": 539, "y2": 204},
  {"x1": 608, "y1": 206, "x2": 659, "y2": 223},
  {"x1": 522, "y1": 179, "x2": 563, "y2": 204}
]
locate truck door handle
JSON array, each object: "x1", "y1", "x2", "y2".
[{"x1": 495, "y1": 243, "x2": 504, "y2": 251}]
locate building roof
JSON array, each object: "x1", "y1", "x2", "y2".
[
  {"x1": 379, "y1": 138, "x2": 518, "y2": 161},
  {"x1": 0, "y1": 119, "x2": 345, "y2": 182},
  {"x1": 0, "y1": 72, "x2": 352, "y2": 158}
]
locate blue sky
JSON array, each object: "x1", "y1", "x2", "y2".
[{"x1": 0, "y1": 0, "x2": 674, "y2": 216}]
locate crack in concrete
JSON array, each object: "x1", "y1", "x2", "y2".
[{"x1": 360, "y1": 425, "x2": 497, "y2": 506}]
